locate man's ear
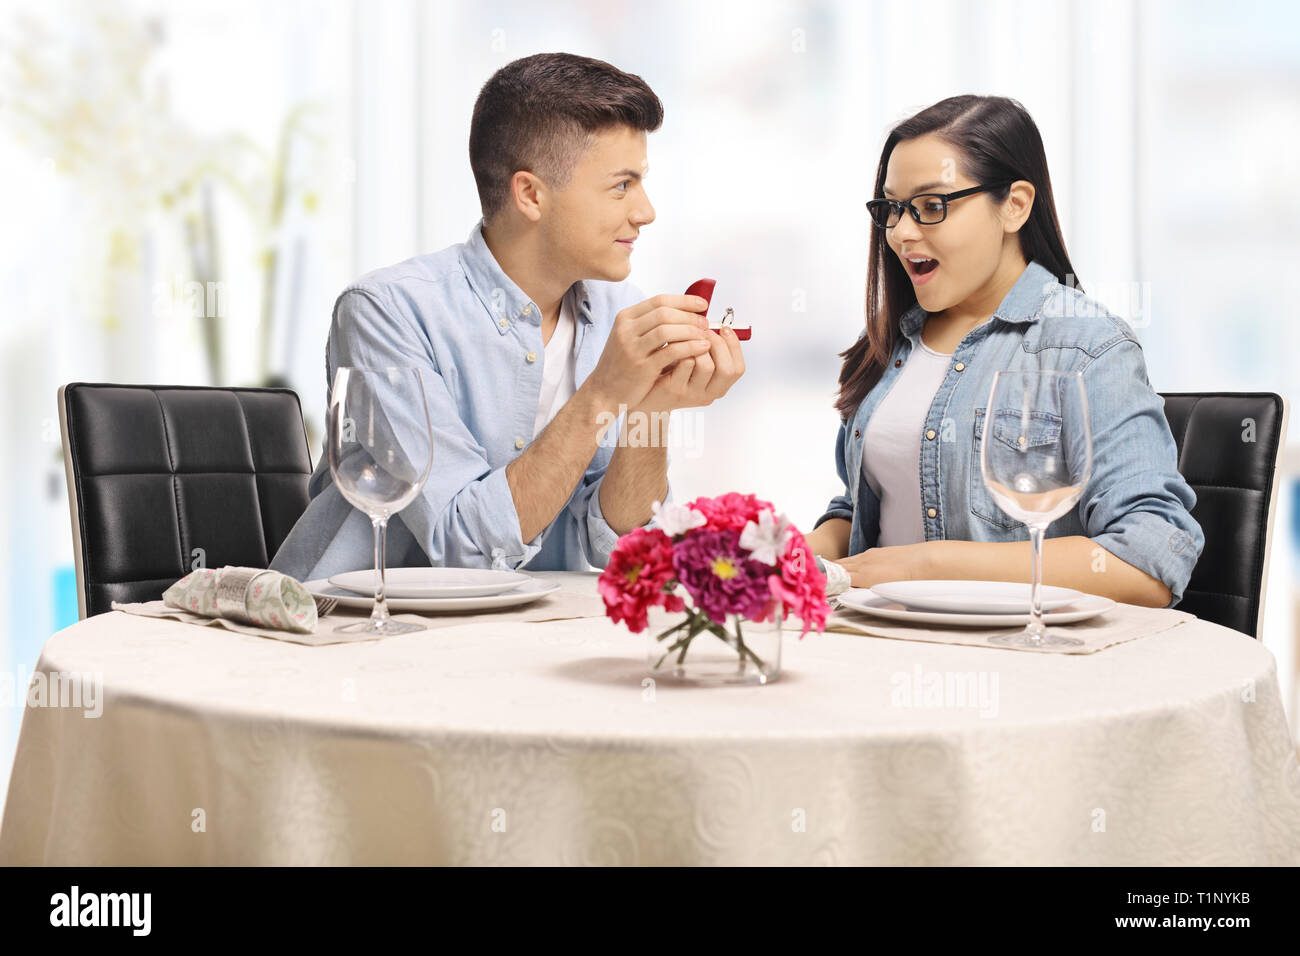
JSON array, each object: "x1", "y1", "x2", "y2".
[
  {"x1": 508, "y1": 170, "x2": 547, "y2": 223},
  {"x1": 1001, "y1": 180, "x2": 1036, "y2": 235}
]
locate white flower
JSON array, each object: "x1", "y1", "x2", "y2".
[
  {"x1": 739, "y1": 509, "x2": 793, "y2": 565},
  {"x1": 650, "y1": 499, "x2": 706, "y2": 537}
]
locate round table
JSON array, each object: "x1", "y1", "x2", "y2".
[{"x1": 2, "y1": 571, "x2": 1298, "y2": 865}]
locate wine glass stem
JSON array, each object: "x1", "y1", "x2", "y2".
[
  {"x1": 371, "y1": 516, "x2": 390, "y2": 625},
  {"x1": 1027, "y1": 522, "x2": 1046, "y2": 641}
]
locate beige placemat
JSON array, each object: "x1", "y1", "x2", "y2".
[
  {"x1": 826, "y1": 599, "x2": 1197, "y2": 654},
  {"x1": 111, "y1": 587, "x2": 610, "y2": 647}
]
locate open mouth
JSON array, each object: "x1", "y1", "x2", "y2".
[{"x1": 905, "y1": 256, "x2": 939, "y2": 277}]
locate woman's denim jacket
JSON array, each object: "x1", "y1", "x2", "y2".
[{"x1": 816, "y1": 260, "x2": 1204, "y2": 608}]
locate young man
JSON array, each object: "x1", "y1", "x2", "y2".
[{"x1": 270, "y1": 53, "x2": 745, "y2": 580}]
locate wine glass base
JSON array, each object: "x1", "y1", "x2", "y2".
[
  {"x1": 989, "y1": 628, "x2": 1083, "y2": 649},
  {"x1": 334, "y1": 618, "x2": 426, "y2": 636}
]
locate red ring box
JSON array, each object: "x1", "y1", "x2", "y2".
[{"x1": 686, "y1": 278, "x2": 751, "y2": 340}]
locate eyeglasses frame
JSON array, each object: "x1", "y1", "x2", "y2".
[{"x1": 865, "y1": 180, "x2": 1015, "y2": 229}]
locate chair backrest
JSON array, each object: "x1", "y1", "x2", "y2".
[
  {"x1": 59, "y1": 383, "x2": 314, "y2": 618},
  {"x1": 1159, "y1": 391, "x2": 1289, "y2": 639}
]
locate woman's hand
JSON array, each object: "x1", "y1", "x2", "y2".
[{"x1": 836, "y1": 542, "x2": 929, "y2": 589}]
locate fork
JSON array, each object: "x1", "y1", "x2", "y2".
[{"x1": 312, "y1": 593, "x2": 340, "y2": 617}]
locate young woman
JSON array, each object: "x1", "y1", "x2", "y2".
[{"x1": 803, "y1": 95, "x2": 1203, "y2": 608}]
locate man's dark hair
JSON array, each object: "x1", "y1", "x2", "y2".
[{"x1": 469, "y1": 52, "x2": 663, "y2": 221}]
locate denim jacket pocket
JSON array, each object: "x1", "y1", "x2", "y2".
[
  {"x1": 970, "y1": 406, "x2": 1064, "y2": 530},
  {"x1": 990, "y1": 407, "x2": 1062, "y2": 451}
]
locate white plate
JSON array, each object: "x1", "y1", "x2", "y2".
[
  {"x1": 327, "y1": 567, "x2": 531, "y2": 599},
  {"x1": 306, "y1": 577, "x2": 560, "y2": 613},
  {"x1": 837, "y1": 588, "x2": 1115, "y2": 627},
  {"x1": 870, "y1": 579, "x2": 1085, "y2": 614}
]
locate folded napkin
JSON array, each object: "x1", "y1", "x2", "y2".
[
  {"x1": 162, "y1": 566, "x2": 317, "y2": 633},
  {"x1": 827, "y1": 596, "x2": 1196, "y2": 654}
]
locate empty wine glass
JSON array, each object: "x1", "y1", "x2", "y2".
[
  {"x1": 328, "y1": 367, "x2": 434, "y2": 635},
  {"x1": 979, "y1": 369, "x2": 1093, "y2": 648}
]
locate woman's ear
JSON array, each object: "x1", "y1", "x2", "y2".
[{"x1": 1001, "y1": 180, "x2": 1036, "y2": 235}]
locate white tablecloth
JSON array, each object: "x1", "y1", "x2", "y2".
[{"x1": 3, "y1": 571, "x2": 1298, "y2": 865}]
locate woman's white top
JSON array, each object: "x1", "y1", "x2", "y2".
[
  {"x1": 532, "y1": 298, "x2": 578, "y2": 439},
  {"x1": 861, "y1": 336, "x2": 952, "y2": 547}
]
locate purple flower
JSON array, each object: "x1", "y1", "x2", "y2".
[{"x1": 672, "y1": 529, "x2": 773, "y2": 625}]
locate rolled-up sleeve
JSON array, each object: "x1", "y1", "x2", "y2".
[
  {"x1": 329, "y1": 287, "x2": 544, "y2": 571},
  {"x1": 583, "y1": 480, "x2": 621, "y2": 567},
  {"x1": 815, "y1": 417, "x2": 855, "y2": 529},
  {"x1": 576, "y1": 472, "x2": 623, "y2": 569},
  {"x1": 1076, "y1": 337, "x2": 1204, "y2": 608}
]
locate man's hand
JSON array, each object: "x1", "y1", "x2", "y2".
[
  {"x1": 583, "y1": 295, "x2": 713, "y2": 410},
  {"x1": 636, "y1": 325, "x2": 746, "y2": 414}
]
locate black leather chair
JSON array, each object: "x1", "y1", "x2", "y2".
[
  {"x1": 58, "y1": 383, "x2": 314, "y2": 618},
  {"x1": 1160, "y1": 392, "x2": 1290, "y2": 639}
]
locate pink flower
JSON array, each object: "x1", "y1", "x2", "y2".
[
  {"x1": 599, "y1": 527, "x2": 685, "y2": 633},
  {"x1": 687, "y1": 492, "x2": 774, "y2": 533},
  {"x1": 761, "y1": 527, "x2": 830, "y2": 638}
]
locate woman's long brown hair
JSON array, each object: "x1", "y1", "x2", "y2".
[{"x1": 835, "y1": 95, "x2": 1082, "y2": 420}]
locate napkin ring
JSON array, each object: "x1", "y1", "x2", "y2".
[
  {"x1": 816, "y1": 557, "x2": 851, "y2": 597},
  {"x1": 215, "y1": 568, "x2": 273, "y2": 624}
]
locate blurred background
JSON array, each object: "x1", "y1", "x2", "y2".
[{"x1": 2, "y1": 0, "x2": 1297, "y2": 807}]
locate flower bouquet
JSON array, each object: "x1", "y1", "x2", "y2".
[{"x1": 598, "y1": 492, "x2": 831, "y2": 685}]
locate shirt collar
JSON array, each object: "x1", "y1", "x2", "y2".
[
  {"x1": 899, "y1": 259, "x2": 1057, "y2": 336},
  {"x1": 460, "y1": 220, "x2": 595, "y2": 334}
]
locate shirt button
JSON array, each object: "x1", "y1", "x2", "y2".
[
  {"x1": 853, "y1": 428, "x2": 861, "y2": 438},
  {"x1": 954, "y1": 361, "x2": 965, "y2": 371},
  {"x1": 526, "y1": 351, "x2": 537, "y2": 363},
  {"x1": 894, "y1": 359, "x2": 902, "y2": 368},
  {"x1": 522, "y1": 304, "x2": 533, "y2": 316},
  {"x1": 927, "y1": 507, "x2": 937, "y2": 518},
  {"x1": 498, "y1": 318, "x2": 509, "y2": 329},
  {"x1": 514, "y1": 437, "x2": 525, "y2": 450},
  {"x1": 925, "y1": 429, "x2": 936, "y2": 440},
  {"x1": 1018, "y1": 435, "x2": 1026, "y2": 446}
]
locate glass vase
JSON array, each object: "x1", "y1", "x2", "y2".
[{"x1": 646, "y1": 605, "x2": 783, "y2": 685}]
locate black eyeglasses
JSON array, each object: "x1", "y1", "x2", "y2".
[{"x1": 865, "y1": 182, "x2": 1013, "y2": 229}]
